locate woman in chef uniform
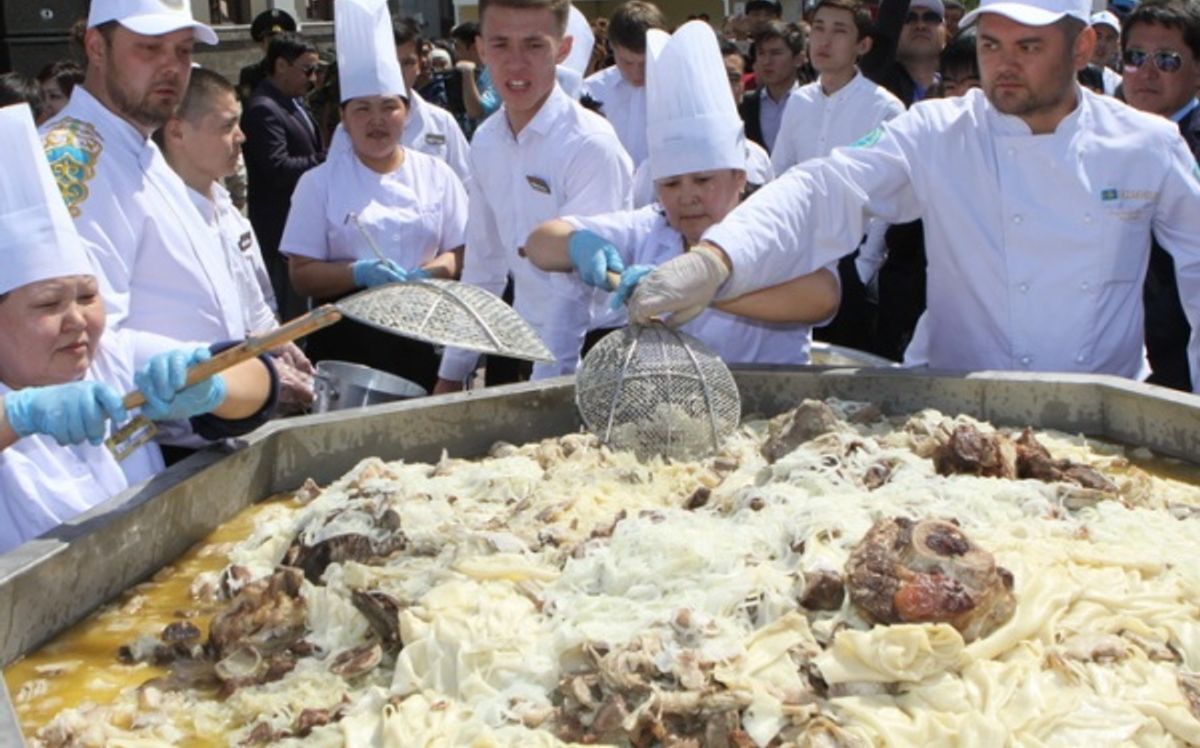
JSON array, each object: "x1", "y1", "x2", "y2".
[
  {"x1": 526, "y1": 23, "x2": 840, "y2": 364},
  {"x1": 282, "y1": 0, "x2": 468, "y2": 393},
  {"x1": 0, "y1": 104, "x2": 279, "y2": 555}
]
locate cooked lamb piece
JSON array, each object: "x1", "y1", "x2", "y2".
[
  {"x1": 763, "y1": 400, "x2": 844, "y2": 463},
  {"x1": 845, "y1": 517, "x2": 1015, "y2": 642},
  {"x1": 933, "y1": 424, "x2": 1018, "y2": 478},
  {"x1": 1014, "y1": 429, "x2": 1118, "y2": 493}
]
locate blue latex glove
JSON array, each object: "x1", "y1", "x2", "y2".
[
  {"x1": 4, "y1": 381, "x2": 128, "y2": 446},
  {"x1": 609, "y1": 265, "x2": 655, "y2": 310},
  {"x1": 351, "y1": 259, "x2": 430, "y2": 288},
  {"x1": 568, "y1": 230, "x2": 624, "y2": 289},
  {"x1": 135, "y1": 348, "x2": 228, "y2": 422}
]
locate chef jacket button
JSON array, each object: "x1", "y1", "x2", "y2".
[
  {"x1": 1076, "y1": 354, "x2": 1086, "y2": 363},
  {"x1": 1012, "y1": 214, "x2": 1023, "y2": 224},
  {"x1": 1007, "y1": 148, "x2": 1015, "y2": 156},
  {"x1": 1080, "y1": 281, "x2": 1090, "y2": 291},
  {"x1": 1020, "y1": 355, "x2": 1032, "y2": 366},
  {"x1": 1084, "y1": 213, "x2": 1093, "y2": 223},
  {"x1": 1018, "y1": 282, "x2": 1029, "y2": 293}
]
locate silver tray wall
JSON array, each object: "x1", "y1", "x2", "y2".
[{"x1": 3, "y1": 367, "x2": 1199, "y2": 741}]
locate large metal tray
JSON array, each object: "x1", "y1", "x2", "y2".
[{"x1": 3, "y1": 367, "x2": 1199, "y2": 743}]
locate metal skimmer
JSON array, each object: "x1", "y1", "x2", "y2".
[{"x1": 575, "y1": 324, "x2": 741, "y2": 460}]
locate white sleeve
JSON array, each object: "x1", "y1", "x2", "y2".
[
  {"x1": 438, "y1": 165, "x2": 469, "y2": 252},
  {"x1": 71, "y1": 181, "x2": 138, "y2": 330},
  {"x1": 437, "y1": 175, "x2": 510, "y2": 381},
  {"x1": 703, "y1": 114, "x2": 924, "y2": 299},
  {"x1": 279, "y1": 168, "x2": 331, "y2": 261},
  {"x1": 1150, "y1": 134, "x2": 1200, "y2": 392},
  {"x1": 558, "y1": 134, "x2": 634, "y2": 217},
  {"x1": 442, "y1": 118, "x2": 472, "y2": 185}
]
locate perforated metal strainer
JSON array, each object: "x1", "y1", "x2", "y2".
[{"x1": 575, "y1": 324, "x2": 741, "y2": 460}]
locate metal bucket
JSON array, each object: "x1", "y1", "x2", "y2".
[{"x1": 312, "y1": 360, "x2": 427, "y2": 412}]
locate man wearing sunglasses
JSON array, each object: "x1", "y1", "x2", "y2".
[
  {"x1": 1121, "y1": 0, "x2": 1200, "y2": 392},
  {"x1": 625, "y1": 0, "x2": 1200, "y2": 393},
  {"x1": 242, "y1": 32, "x2": 327, "y2": 321}
]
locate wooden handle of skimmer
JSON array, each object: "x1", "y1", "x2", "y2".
[{"x1": 119, "y1": 304, "x2": 343, "y2": 410}]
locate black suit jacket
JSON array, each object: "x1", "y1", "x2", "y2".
[
  {"x1": 738, "y1": 90, "x2": 766, "y2": 152},
  {"x1": 1144, "y1": 105, "x2": 1200, "y2": 391},
  {"x1": 241, "y1": 79, "x2": 325, "y2": 257}
]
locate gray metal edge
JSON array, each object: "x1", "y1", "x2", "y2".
[{"x1": 2, "y1": 367, "x2": 1199, "y2": 743}]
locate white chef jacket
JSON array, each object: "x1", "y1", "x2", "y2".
[
  {"x1": 770, "y1": 71, "x2": 905, "y2": 174},
  {"x1": 631, "y1": 141, "x2": 776, "y2": 209},
  {"x1": 326, "y1": 92, "x2": 471, "y2": 185},
  {"x1": 705, "y1": 87, "x2": 1200, "y2": 387},
  {"x1": 582, "y1": 66, "x2": 649, "y2": 166},
  {"x1": 187, "y1": 183, "x2": 279, "y2": 335},
  {"x1": 281, "y1": 146, "x2": 467, "y2": 270},
  {"x1": 438, "y1": 84, "x2": 633, "y2": 381},
  {"x1": 568, "y1": 206, "x2": 823, "y2": 364},
  {"x1": 40, "y1": 88, "x2": 247, "y2": 343},
  {"x1": 0, "y1": 331, "x2": 176, "y2": 555}
]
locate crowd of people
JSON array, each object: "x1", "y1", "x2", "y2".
[{"x1": 0, "y1": 0, "x2": 1198, "y2": 552}]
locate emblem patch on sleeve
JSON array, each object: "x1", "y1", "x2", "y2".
[
  {"x1": 42, "y1": 118, "x2": 103, "y2": 218},
  {"x1": 850, "y1": 127, "x2": 883, "y2": 148}
]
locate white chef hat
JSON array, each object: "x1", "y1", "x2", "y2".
[
  {"x1": 646, "y1": 21, "x2": 746, "y2": 182},
  {"x1": 336, "y1": 0, "x2": 407, "y2": 103},
  {"x1": 88, "y1": 0, "x2": 218, "y2": 45},
  {"x1": 0, "y1": 105, "x2": 93, "y2": 296},
  {"x1": 557, "y1": 6, "x2": 595, "y2": 98}
]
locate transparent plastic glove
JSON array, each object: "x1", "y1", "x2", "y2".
[
  {"x1": 568, "y1": 230, "x2": 625, "y2": 289},
  {"x1": 4, "y1": 381, "x2": 128, "y2": 446},
  {"x1": 626, "y1": 245, "x2": 731, "y2": 327},
  {"x1": 608, "y1": 265, "x2": 655, "y2": 310},
  {"x1": 135, "y1": 347, "x2": 227, "y2": 422},
  {"x1": 351, "y1": 259, "x2": 429, "y2": 288}
]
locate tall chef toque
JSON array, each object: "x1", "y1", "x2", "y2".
[
  {"x1": 557, "y1": 5, "x2": 595, "y2": 98},
  {"x1": 336, "y1": 0, "x2": 407, "y2": 103},
  {"x1": 87, "y1": 0, "x2": 218, "y2": 45},
  {"x1": 961, "y1": 0, "x2": 1090, "y2": 27},
  {"x1": 646, "y1": 21, "x2": 747, "y2": 181},
  {"x1": 0, "y1": 105, "x2": 94, "y2": 295}
]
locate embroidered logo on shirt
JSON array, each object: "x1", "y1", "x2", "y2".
[
  {"x1": 424, "y1": 133, "x2": 446, "y2": 145},
  {"x1": 850, "y1": 127, "x2": 883, "y2": 148},
  {"x1": 1100, "y1": 188, "x2": 1119, "y2": 201},
  {"x1": 526, "y1": 175, "x2": 552, "y2": 194},
  {"x1": 42, "y1": 118, "x2": 104, "y2": 219},
  {"x1": 239, "y1": 232, "x2": 253, "y2": 251}
]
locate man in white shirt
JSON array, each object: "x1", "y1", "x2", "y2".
[
  {"x1": 156, "y1": 67, "x2": 315, "y2": 409},
  {"x1": 581, "y1": 1, "x2": 665, "y2": 166},
  {"x1": 1090, "y1": 11, "x2": 1124, "y2": 94},
  {"x1": 771, "y1": 0, "x2": 906, "y2": 174},
  {"x1": 433, "y1": 0, "x2": 632, "y2": 392},
  {"x1": 40, "y1": 0, "x2": 252, "y2": 346},
  {"x1": 626, "y1": 0, "x2": 1200, "y2": 390},
  {"x1": 395, "y1": 18, "x2": 472, "y2": 182}
]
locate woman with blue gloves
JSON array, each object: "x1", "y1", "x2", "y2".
[
  {"x1": 526, "y1": 22, "x2": 841, "y2": 365},
  {"x1": 0, "y1": 103, "x2": 278, "y2": 554},
  {"x1": 280, "y1": 0, "x2": 467, "y2": 392}
]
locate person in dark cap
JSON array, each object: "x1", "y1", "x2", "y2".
[{"x1": 237, "y1": 8, "x2": 299, "y2": 102}]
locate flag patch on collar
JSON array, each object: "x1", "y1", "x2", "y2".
[
  {"x1": 526, "y1": 175, "x2": 551, "y2": 194},
  {"x1": 1100, "y1": 188, "x2": 1119, "y2": 201},
  {"x1": 424, "y1": 133, "x2": 446, "y2": 145}
]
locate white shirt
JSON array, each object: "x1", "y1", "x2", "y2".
[
  {"x1": 705, "y1": 87, "x2": 1200, "y2": 387},
  {"x1": 41, "y1": 88, "x2": 247, "y2": 343},
  {"x1": 438, "y1": 84, "x2": 633, "y2": 381},
  {"x1": 281, "y1": 146, "x2": 467, "y2": 270},
  {"x1": 1102, "y1": 66, "x2": 1121, "y2": 97},
  {"x1": 187, "y1": 183, "x2": 278, "y2": 335},
  {"x1": 326, "y1": 92, "x2": 470, "y2": 186},
  {"x1": 771, "y1": 71, "x2": 905, "y2": 174},
  {"x1": 582, "y1": 66, "x2": 649, "y2": 166},
  {"x1": 0, "y1": 332, "x2": 175, "y2": 555},
  {"x1": 631, "y1": 141, "x2": 776, "y2": 209},
  {"x1": 568, "y1": 206, "x2": 821, "y2": 364}
]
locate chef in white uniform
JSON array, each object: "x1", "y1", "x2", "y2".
[
  {"x1": 526, "y1": 23, "x2": 840, "y2": 365},
  {"x1": 282, "y1": 0, "x2": 467, "y2": 392},
  {"x1": 324, "y1": 19, "x2": 471, "y2": 184},
  {"x1": 627, "y1": 0, "x2": 1200, "y2": 390},
  {"x1": 0, "y1": 104, "x2": 278, "y2": 555},
  {"x1": 39, "y1": 0, "x2": 251, "y2": 346},
  {"x1": 433, "y1": 0, "x2": 633, "y2": 390}
]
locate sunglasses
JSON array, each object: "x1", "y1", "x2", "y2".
[
  {"x1": 297, "y1": 63, "x2": 320, "y2": 76},
  {"x1": 905, "y1": 10, "x2": 943, "y2": 24},
  {"x1": 1122, "y1": 48, "x2": 1184, "y2": 73}
]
